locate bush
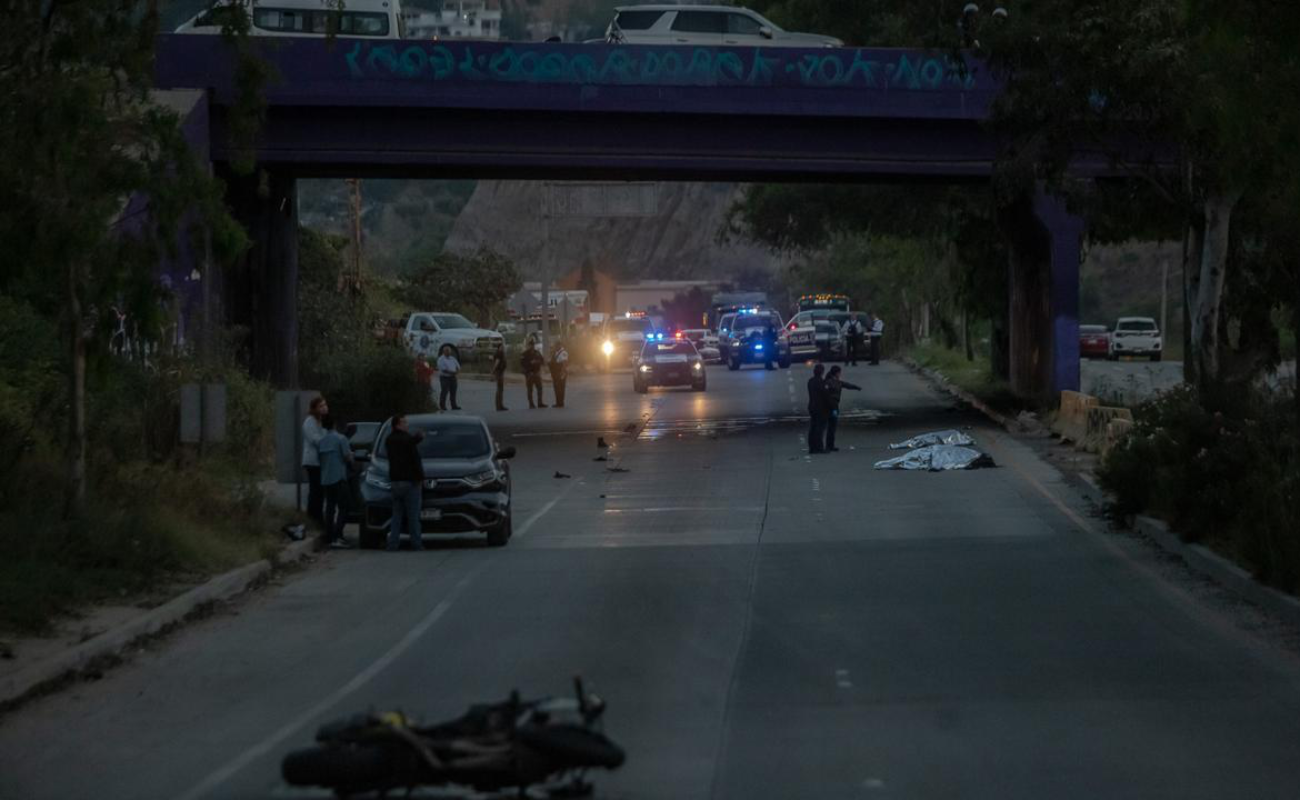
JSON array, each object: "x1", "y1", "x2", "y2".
[
  {"x1": 311, "y1": 342, "x2": 433, "y2": 422},
  {"x1": 1099, "y1": 384, "x2": 1300, "y2": 593}
]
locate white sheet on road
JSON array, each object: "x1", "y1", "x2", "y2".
[
  {"x1": 888, "y1": 429, "x2": 975, "y2": 449},
  {"x1": 874, "y1": 444, "x2": 994, "y2": 471}
]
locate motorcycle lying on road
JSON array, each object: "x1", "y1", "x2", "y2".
[{"x1": 281, "y1": 678, "x2": 625, "y2": 799}]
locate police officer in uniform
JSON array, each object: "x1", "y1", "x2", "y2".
[
  {"x1": 491, "y1": 342, "x2": 508, "y2": 411},
  {"x1": 845, "y1": 316, "x2": 864, "y2": 366},
  {"x1": 763, "y1": 322, "x2": 778, "y2": 370},
  {"x1": 549, "y1": 340, "x2": 569, "y2": 408},
  {"x1": 869, "y1": 313, "x2": 885, "y2": 365},
  {"x1": 806, "y1": 363, "x2": 830, "y2": 453},
  {"x1": 521, "y1": 336, "x2": 547, "y2": 409}
]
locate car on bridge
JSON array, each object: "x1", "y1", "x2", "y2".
[
  {"x1": 634, "y1": 340, "x2": 707, "y2": 393},
  {"x1": 1109, "y1": 317, "x2": 1163, "y2": 361},
  {"x1": 176, "y1": 0, "x2": 405, "y2": 39},
  {"x1": 604, "y1": 5, "x2": 843, "y2": 48},
  {"x1": 359, "y1": 415, "x2": 516, "y2": 549}
]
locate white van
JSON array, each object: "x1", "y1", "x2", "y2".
[
  {"x1": 604, "y1": 5, "x2": 842, "y2": 48},
  {"x1": 176, "y1": 0, "x2": 405, "y2": 39}
]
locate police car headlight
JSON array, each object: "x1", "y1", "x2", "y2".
[
  {"x1": 639, "y1": 364, "x2": 652, "y2": 373},
  {"x1": 692, "y1": 362, "x2": 702, "y2": 370},
  {"x1": 602, "y1": 340, "x2": 614, "y2": 356}
]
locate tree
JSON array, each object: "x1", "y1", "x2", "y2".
[
  {"x1": 984, "y1": 0, "x2": 1300, "y2": 388},
  {"x1": 408, "y1": 247, "x2": 522, "y2": 327},
  {"x1": 0, "y1": 2, "x2": 246, "y2": 515}
]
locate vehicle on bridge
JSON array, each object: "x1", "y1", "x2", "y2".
[
  {"x1": 1080, "y1": 324, "x2": 1111, "y2": 359},
  {"x1": 604, "y1": 5, "x2": 842, "y2": 48},
  {"x1": 1109, "y1": 317, "x2": 1163, "y2": 361},
  {"x1": 359, "y1": 415, "x2": 515, "y2": 549},
  {"x1": 403, "y1": 312, "x2": 504, "y2": 362},
  {"x1": 176, "y1": 0, "x2": 405, "y2": 39},
  {"x1": 634, "y1": 340, "x2": 707, "y2": 393}
]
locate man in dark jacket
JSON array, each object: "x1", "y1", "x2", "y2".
[
  {"x1": 823, "y1": 365, "x2": 862, "y2": 452},
  {"x1": 491, "y1": 343, "x2": 508, "y2": 411},
  {"x1": 807, "y1": 363, "x2": 830, "y2": 454},
  {"x1": 521, "y1": 336, "x2": 547, "y2": 409},
  {"x1": 386, "y1": 414, "x2": 425, "y2": 551},
  {"x1": 762, "y1": 323, "x2": 778, "y2": 370}
]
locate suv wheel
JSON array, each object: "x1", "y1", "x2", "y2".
[{"x1": 486, "y1": 515, "x2": 512, "y2": 547}]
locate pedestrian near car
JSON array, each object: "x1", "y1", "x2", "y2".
[
  {"x1": 522, "y1": 336, "x2": 547, "y2": 409},
  {"x1": 414, "y1": 356, "x2": 434, "y2": 404},
  {"x1": 763, "y1": 323, "x2": 778, "y2": 370},
  {"x1": 845, "y1": 317, "x2": 864, "y2": 366},
  {"x1": 301, "y1": 395, "x2": 328, "y2": 525},
  {"x1": 385, "y1": 414, "x2": 425, "y2": 552},
  {"x1": 436, "y1": 344, "x2": 462, "y2": 411},
  {"x1": 492, "y1": 342, "x2": 508, "y2": 411},
  {"x1": 869, "y1": 313, "x2": 885, "y2": 365},
  {"x1": 549, "y1": 340, "x2": 569, "y2": 408},
  {"x1": 823, "y1": 365, "x2": 861, "y2": 452},
  {"x1": 316, "y1": 415, "x2": 355, "y2": 548},
  {"x1": 806, "y1": 364, "x2": 830, "y2": 454}
]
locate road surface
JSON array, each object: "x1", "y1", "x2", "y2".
[{"x1": 3, "y1": 361, "x2": 1300, "y2": 799}]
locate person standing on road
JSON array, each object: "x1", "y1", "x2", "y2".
[
  {"x1": 301, "y1": 395, "x2": 328, "y2": 526},
  {"x1": 414, "y1": 356, "x2": 434, "y2": 405},
  {"x1": 492, "y1": 342, "x2": 509, "y2": 411},
  {"x1": 763, "y1": 323, "x2": 778, "y2": 370},
  {"x1": 806, "y1": 363, "x2": 830, "y2": 454},
  {"x1": 316, "y1": 415, "x2": 355, "y2": 549},
  {"x1": 549, "y1": 339, "x2": 569, "y2": 408},
  {"x1": 823, "y1": 365, "x2": 862, "y2": 453},
  {"x1": 522, "y1": 336, "x2": 547, "y2": 409},
  {"x1": 869, "y1": 313, "x2": 885, "y2": 365},
  {"x1": 436, "y1": 344, "x2": 462, "y2": 411},
  {"x1": 385, "y1": 414, "x2": 425, "y2": 552},
  {"x1": 845, "y1": 316, "x2": 864, "y2": 366}
]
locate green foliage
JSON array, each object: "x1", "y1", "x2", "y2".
[
  {"x1": 407, "y1": 247, "x2": 522, "y2": 327},
  {"x1": 1100, "y1": 385, "x2": 1300, "y2": 594}
]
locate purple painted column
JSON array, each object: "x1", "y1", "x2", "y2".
[{"x1": 1033, "y1": 186, "x2": 1085, "y2": 396}]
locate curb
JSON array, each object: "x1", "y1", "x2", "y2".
[
  {"x1": 0, "y1": 536, "x2": 321, "y2": 710},
  {"x1": 906, "y1": 355, "x2": 1300, "y2": 629}
]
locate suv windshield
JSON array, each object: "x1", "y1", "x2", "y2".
[
  {"x1": 431, "y1": 314, "x2": 475, "y2": 330},
  {"x1": 609, "y1": 318, "x2": 651, "y2": 333},
  {"x1": 1118, "y1": 320, "x2": 1158, "y2": 331},
  {"x1": 378, "y1": 421, "x2": 491, "y2": 460}
]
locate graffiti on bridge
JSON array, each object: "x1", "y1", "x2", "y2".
[{"x1": 344, "y1": 42, "x2": 978, "y2": 92}]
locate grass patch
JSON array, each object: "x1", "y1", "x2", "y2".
[
  {"x1": 0, "y1": 454, "x2": 288, "y2": 636},
  {"x1": 906, "y1": 341, "x2": 1029, "y2": 414}
]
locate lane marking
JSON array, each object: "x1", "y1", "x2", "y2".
[
  {"x1": 835, "y1": 668, "x2": 853, "y2": 689},
  {"x1": 177, "y1": 481, "x2": 576, "y2": 800}
]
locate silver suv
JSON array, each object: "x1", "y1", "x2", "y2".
[{"x1": 605, "y1": 5, "x2": 842, "y2": 48}]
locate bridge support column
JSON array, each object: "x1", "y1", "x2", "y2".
[
  {"x1": 221, "y1": 169, "x2": 300, "y2": 388},
  {"x1": 1005, "y1": 186, "x2": 1084, "y2": 402}
]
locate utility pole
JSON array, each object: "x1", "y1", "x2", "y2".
[
  {"x1": 541, "y1": 182, "x2": 552, "y2": 354},
  {"x1": 343, "y1": 178, "x2": 364, "y2": 296}
]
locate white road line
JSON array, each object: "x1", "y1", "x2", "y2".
[
  {"x1": 177, "y1": 484, "x2": 577, "y2": 800},
  {"x1": 835, "y1": 668, "x2": 853, "y2": 689}
]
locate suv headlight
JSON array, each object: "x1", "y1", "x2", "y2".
[
  {"x1": 692, "y1": 361, "x2": 703, "y2": 370},
  {"x1": 465, "y1": 470, "x2": 499, "y2": 488},
  {"x1": 639, "y1": 364, "x2": 652, "y2": 373},
  {"x1": 365, "y1": 473, "x2": 392, "y2": 490},
  {"x1": 602, "y1": 340, "x2": 614, "y2": 356}
]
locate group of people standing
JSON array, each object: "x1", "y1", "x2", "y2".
[
  {"x1": 806, "y1": 364, "x2": 862, "y2": 454},
  {"x1": 300, "y1": 395, "x2": 356, "y2": 549},
  {"x1": 494, "y1": 336, "x2": 567, "y2": 411},
  {"x1": 417, "y1": 337, "x2": 570, "y2": 414},
  {"x1": 842, "y1": 313, "x2": 885, "y2": 367}
]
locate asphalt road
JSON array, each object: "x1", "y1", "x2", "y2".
[{"x1": 4, "y1": 361, "x2": 1300, "y2": 799}]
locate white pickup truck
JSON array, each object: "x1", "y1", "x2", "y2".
[{"x1": 403, "y1": 312, "x2": 504, "y2": 360}]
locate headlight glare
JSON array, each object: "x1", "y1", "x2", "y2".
[{"x1": 602, "y1": 341, "x2": 614, "y2": 356}]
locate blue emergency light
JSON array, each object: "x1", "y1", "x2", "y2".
[{"x1": 755, "y1": 343, "x2": 764, "y2": 351}]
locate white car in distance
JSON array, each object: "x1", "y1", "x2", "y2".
[
  {"x1": 404, "y1": 312, "x2": 504, "y2": 361},
  {"x1": 1109, "y1": 317, "x2": 1163, "y2": 362},
  {"x1": 176, "y1": 0, "x2": 405, "y2": 39},
  {"x1": 605, "y1": 5, "x2": 843, "y2": 48},
  {"x1": 680, "y1": 329, "x2": 722, "y2": 363}
]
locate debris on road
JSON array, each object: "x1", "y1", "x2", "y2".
[
  {"x1": 553, "y1": 471, "x2": 572, "y2": 479},
  {"x1": 889, "y1": 429, "x2": 975, "y2": 450},
  {"x1": 281, "y1": 524, "x2": 306, "y2": 542},
  {"x1": 607, "y1": 467, "x2": 630, "y2": 473},
  {"x1": 593, "y1": 455, "x2": 608, "y2": 462},
  {"x1": 623, "y1": 423, "x2": 638, "y2": 433},
  {"x1": 597, "y1": 437, "x2": 609, "y2": 449},
  {"x1": 874, "y1": 445, "x2": 995, "y2": 471}
]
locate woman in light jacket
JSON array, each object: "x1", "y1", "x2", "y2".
[{"x1": 302, "y1": 395, "x2": 328, "y2": 524}]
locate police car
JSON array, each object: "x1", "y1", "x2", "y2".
[
  {"x1": 633, "y1": 337, "x2": 707, "y2": 393},
  {"x1": 719, "y1": 309, "x2": 790, "y2": 370}
]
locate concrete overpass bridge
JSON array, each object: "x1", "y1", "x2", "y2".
[{"x1": 154, "y1": 35, "x2": 1093, "y2": 399}]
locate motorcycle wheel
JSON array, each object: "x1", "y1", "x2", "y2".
[{"x1": 282, "y1": 744, "x2": 419, "y2": 794}]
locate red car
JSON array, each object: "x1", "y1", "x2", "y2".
[{"x1": 1079, "y1": 324, "x2": 1111, "y2": 359}]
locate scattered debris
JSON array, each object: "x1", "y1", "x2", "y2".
[
  {"x1": 597, "y1": 437, "x2": 609, "y2": 449},
  {"x1": 874, "y1": 445, "x2": 995, "y2": 471},
  {"x1": 281, "y1": 523, "x2": 306, "y2": 542},
  {"x1": 0, "y1": 641, "x2": 13, "y2": 660},
  {"x1": 606, "y1": 467, "x2": 630, "y2": 473},
  {"x1": 553, "y1": 471, "x2": 571, "y2": 479},
  {"x1": 889, "y1": 429, "x2": 975, "y2": 450},
  {"x1": 623, "y1": 423, "x2": 638, "y2": 433},
  {"x1": 593, "y1": 455, "x2": 608, "y2": 462}
]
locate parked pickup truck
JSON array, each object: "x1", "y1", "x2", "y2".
[{"x1": 403, "y1": 312, "x2": 504, "y2": 360}]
